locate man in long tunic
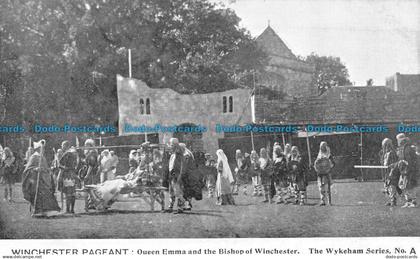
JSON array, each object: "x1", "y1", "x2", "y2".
[
  {"x1": 204, "y1": 153, "x2": 217, "y2": 198},
  {"x1": 80, "y1": 139, "x2": 99, "y2": 212},
  {"x1": 381, "y1": 138, "x2": 400, "y2": 206},
  {"x1": 51, "y1": 149, "x2": 63, "y2": 189},
  {"x1": 314, "y1": 141, "x2": 334, "y2": 206},
  {"x1": 2, "y1": 147, "x2": 17, "y2": 203},
  {"x1": 57, "y1": 146, "x2": 79, "y2": 213},
  {"x1": 22, "y1": 140, "x2": 60, "y2": 217},
  {"x1": 166, "y1": 138, "x2": 186, "y2": 213}
]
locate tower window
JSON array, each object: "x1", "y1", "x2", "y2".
[
  {"x1": 222, "y1": 96, "x2": 234, "y2": 113},
  {"x1": 139, "y1": 98, "x2": 145, "y2": 115},
  {"x1": 146, "y1": 98, "x2": 151, "y2": 114}
]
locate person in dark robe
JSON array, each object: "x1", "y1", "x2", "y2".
[
  {"x1": 165, "y1": 138, "x2": 186, "y2": 213},
  {"x1": 164, "y1": 138, "x2": 201, "y2": 213},
  {"x1": 179, "y1": 143, "x2": 204, "y2": 211},
  {"x1": 22, "y1": 140, "x2": 60, "y2": 217},
  {"x1": 234, "y1": 149, "x2": 249, "y2": 196}
]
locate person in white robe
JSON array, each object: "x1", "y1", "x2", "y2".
[{"x1": 215, "y1": 149, "x2": 235, "y2": 205}]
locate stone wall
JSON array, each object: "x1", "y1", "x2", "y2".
[
  {"x1": 262, "y1": 63, "x2": 315, "y2": 97},
  {"x1": 117, "y1": 75, "x2": 253, "y2": 155}
]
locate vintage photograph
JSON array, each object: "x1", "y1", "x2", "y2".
[{"x1": 0, "y1": 0, "x2": 419, "y2": 240}]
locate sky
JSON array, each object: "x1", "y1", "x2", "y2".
[{"x1": 213, "y1": 0, "x2": 420, "y2": 86}]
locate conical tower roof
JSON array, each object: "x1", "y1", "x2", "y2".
[{"x1": 256, "y1": 25, "x2": 296, "y2": 59}]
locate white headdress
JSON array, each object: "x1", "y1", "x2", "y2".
[
  {"x1": 317, "y1": 141, "x2": 331, "y2": 159},
  {"x1": 33, "y1": 139, "x2": 46, "y2": 150},
  {"x1": 216, "y1": 149, "x2": 234, "y2": 184}
]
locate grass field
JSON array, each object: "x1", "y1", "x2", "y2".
[{"x1": 0, "y1": 180, "x2": 419, "y2": 239}]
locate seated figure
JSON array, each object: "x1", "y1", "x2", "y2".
[{"x1": 84, "y1": 151, "x2": 162, "y2": 210}]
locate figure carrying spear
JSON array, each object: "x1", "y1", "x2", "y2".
[{"x1": 22, "y1": 139, "x2": 60, "y2": 217}]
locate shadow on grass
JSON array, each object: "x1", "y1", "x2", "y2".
[
  {"x1": 330, "y1": 203, "x2": 380, "y2": 207},
  {"x1": 180, "y1": 211, "x2": 224, "y2": 217},
  {"x1": 78, "y1": 209, "x2": 225, "y2": 218},
  {"x1": 232, "y1": 203, "x2": 254, "y2": 207},
  {"x1": 190, "y1": 209, "x2": 232, "y2": 213},
  {"x1": 79, "y1": 209, "x2": 162, "y2": 216},
  {"x1": 30, "y1": 213, "x2": 83, "y2": 219}
]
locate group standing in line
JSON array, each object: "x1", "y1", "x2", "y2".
[
  {"x1": 1, "y1": 132, "x2": 418, "y2": 218},
  {"x1": 380, "y1": 133, "x2": 418, "y2": 208},
  {"x1": 204, "y1": 142, "x2": 333, "y2": 206}
]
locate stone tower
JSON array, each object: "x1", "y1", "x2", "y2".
[{"x1": 257, "y1": 25, "x2": 315, "y2": 98}]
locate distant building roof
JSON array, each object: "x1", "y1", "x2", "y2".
[
  {"x1": 256, "y1": 25, "x2": 315, "y2": 97},
  {"x1": 256, "y1": 25, "x2": 296, "y2": 59},
  {"x1": 254, "y1": 83, "x2": 420, "y2": 125},
  {"x1": 386, "y1": 73, "x2": 420, "y2": 94}
]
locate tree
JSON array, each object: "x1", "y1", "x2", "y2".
[
  {"x1": 0, "y1": 0, "x2": 267, "y2": 130},
  {"x1": 305, "y1": 53, "x2": 351, "y2": 95}
]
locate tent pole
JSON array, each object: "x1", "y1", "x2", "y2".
[
  {"x1": 128, "y1": 49, "x2": 132, "y2": 78},
  {"x1": 250, "y1": 131, "x2": 255, "y2": 151},
  {"x1": 305, "y1": 126, "x2": 312, "y2": 167},
  {"x1": 251, "y1": 71, "x2": 256, "y2": 152},
  {"x1": 360, "y1": 132, "x2": 363, "y2": 181},
  {"x1": 281, "y1": 133, "x2": 286, "y2": 148}
]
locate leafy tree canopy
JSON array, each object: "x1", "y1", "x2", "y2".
[
  {"x1": 0, "y1": 0, "x2": 267, "y2": 126},
  {"x1": 305, "y1": 53, "x2": 351, "y2": 95}
]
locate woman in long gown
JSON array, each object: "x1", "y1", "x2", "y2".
[
  {"x1": 22, "y1": 140, "x2": 60, "y2": 217},
  {"x1": 215, "y1": 149, "x2": 235, "y2": 205}
]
